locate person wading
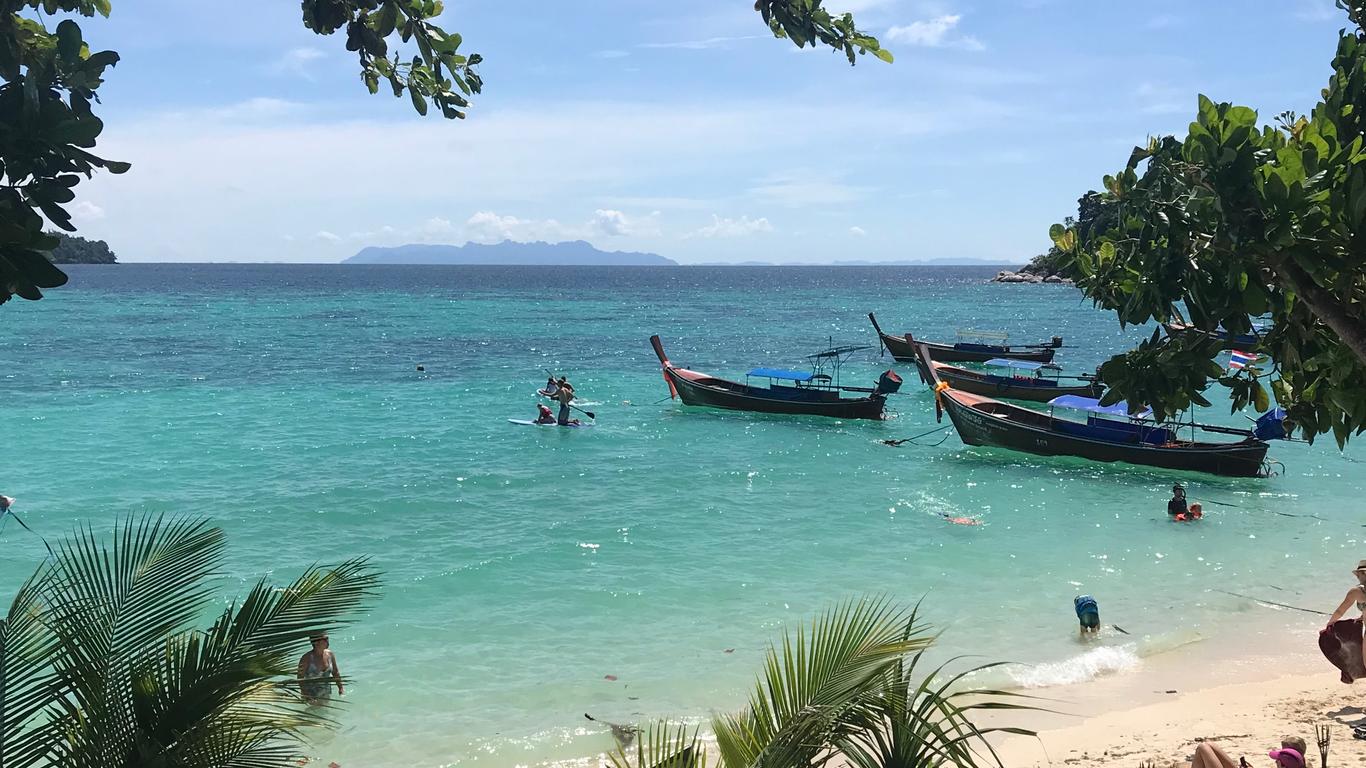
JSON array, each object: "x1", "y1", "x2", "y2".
[{"x1": 297, "y1": 633, "x2": 344, "y2": 705}]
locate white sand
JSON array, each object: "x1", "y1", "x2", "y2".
[{"x1": 998, "y1": 667, "x2": 1366, "y2": 768}]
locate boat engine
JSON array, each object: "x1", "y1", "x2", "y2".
[
  {"x1": 1051, "y1": 336, "x2": 1064, "y2": 348},
  {"x1": 876, "y1": 370, "x2": 903, "y2": 395}
]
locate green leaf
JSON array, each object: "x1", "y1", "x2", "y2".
[
  {"x1": 56, "y1": 20, "x2": 83, "y2": 62},
  {"x1": 872, "y1": 47, "x2": 893, "y2": 63},
  {"x1": 1253, "y1": 381, "x2": 1270, "y2": 412},
  {"x1": 409, "y1": 86, "x2": 428, "y2": 115}
]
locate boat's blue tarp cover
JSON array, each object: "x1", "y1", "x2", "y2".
[
  {"x1": 747, "y1": 367, "x2": 813, "y2": 381},
  {"x1": 1254, "y1": 408, "x2": 1288, "y2": 440},
  {"x1": 1049, "y1": 395, "x2": 1151, "y2": 418},
  {"x1": 986, "y1": 358, "x2": 1044, "y2": 371}
]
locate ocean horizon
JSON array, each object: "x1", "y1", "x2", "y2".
[{"x1": 2, "y1": 263, "x2": 1358, "y2": 767}]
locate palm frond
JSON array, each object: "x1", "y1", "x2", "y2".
[
  {"x1": 711, "y1": 596, "x2": 931, "y2": 768},
  {"x1": 0, "y1": 515, "x2": 379, "y2": 768},
  {"x1": 836, "y1": 650, "x2": 1042, "y2": 768},
  {"x1": 608, "y1": 720, "x2": 708, "y2": 768}
]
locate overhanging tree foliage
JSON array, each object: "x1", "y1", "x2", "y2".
[
  {"x1": 0, "y1": 0, "x2": 890, "y2": 306},
  {"x1": 1050, "y1": 0, "x2": 1366, "y2": 446}
]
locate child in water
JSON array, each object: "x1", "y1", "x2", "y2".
[{"x1": 1074, "y1": 595, "x2": 1100, "y2": 636}]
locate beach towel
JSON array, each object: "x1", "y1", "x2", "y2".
[{"x1": 1318, "y1": 618, "x2": 1366, "y2": 683}]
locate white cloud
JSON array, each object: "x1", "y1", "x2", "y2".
[
  {"x1": 593, "y1": 49, "x2": 630, "y2": 59},
  {"x1": 849, "y1": 226, "x2": 867, "y2": 237},
  {"x1": 828, "y1": 0, "x2": 897, "y2": 12},
  {"x1": 1294, "y1": 0, "x2": 1341, "y2": 21},
  {"x1": 83, "y1": 96, "x2": 997, "y2": 262},
  {"x1": 313, "y1": 230, "x2": 341, "y2": 243},
  {"x1": 270, "y1": 47, "x2": 326, "y2": 80},
  {"x1": 749, "y1": 175, "x2": 867, "y2": 207},
  {"x1": 638, "y1": 35, "x2": 764, "y2": 50},
  {"x1": 460, "y1": 209, "x2": 661, "y2": 243},
  {"x1": 886, "y1": 15, "x2": 983, "y2": 50},
  {"x1": 71, "y1": 200, "x2": 106, "y2": 222},
  {"x1": 684, "y1": 214, "x2": 773, "y2": 239}
]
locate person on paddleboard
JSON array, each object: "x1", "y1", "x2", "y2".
[
  {"x1": 556, "y1": 379, "x2": 580, "y2": 426},
  {"x1": 543, "y1": 375, "x2": 560, "y2": 397},
  {"x1": 1324, "y1": 559, "x2": 1366, "y2": 673},
  {"x1": 534, "y1": 403, "x2": 557, "y2": 425}
]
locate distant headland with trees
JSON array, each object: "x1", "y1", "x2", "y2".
[{"x1": 48, "y1": 232, "x2": 117, "y2": 264}]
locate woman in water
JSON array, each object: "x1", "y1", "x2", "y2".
[
  {"x1": 297, "y1": 634, "x2": 344, "y2": 705},
  {"x1": 1325, "y1": 559, "x2": 1366, "y2": 672}
]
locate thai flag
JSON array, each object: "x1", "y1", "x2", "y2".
[{"x1": 1228, "y1": 350, "x2": 1262, "y2": 370}]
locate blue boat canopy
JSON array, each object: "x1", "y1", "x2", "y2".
[
  {"x1": 985, "y1": 358, "x2": 1045, "y2": 371},
  {"x1": 1048, "y1": 395, "x2": 1152, "y2": 419},
  {"x1": 747, "y1": 367, "x2": 814, "y2": 382}
]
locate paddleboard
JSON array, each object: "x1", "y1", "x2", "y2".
[
  {"x1": 1318, "y1": 618, "x2": 1365, "y2": 683},
  {"x1": 508, "y1": 419, "x2": 592, "y2": 428}
]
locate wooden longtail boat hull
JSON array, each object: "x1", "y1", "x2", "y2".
[
  {"x1": 663, "y1": 367, "x2": 887, "y2": 420},
  {"x1": 910, "y1": 342, "x2": 1270, "y2": 477},
  {"x1": 868, "y1": 313, "x2": 1057, "y2": 363},
  {"x1": 937, "y1": 389, "x2": 1269, "y2": 476},
  {"x1": 1163, "y1": 322, "x2": 1263, "y2": 352},
  {"x1": 936, "y1": 365, "x2": 1101, "y2": 403},
  {"x1": 651, "y1": 335, "x2": 888, "y2": 420},
  {"x1": 907, "y1": 353, "x2": 1101, "y2": 403}
]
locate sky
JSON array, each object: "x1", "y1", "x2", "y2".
[{"x1": 53, "y1": 0, "x2": 1352, "y2": 264}]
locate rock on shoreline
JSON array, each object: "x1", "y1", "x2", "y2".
[{"x1": 991, "y1": 270, "x2": 1073, "y2": 285}]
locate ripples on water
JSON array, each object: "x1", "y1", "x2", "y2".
[{"x1": 1, "y1": 264, "x2": 1360, "y2": 767}]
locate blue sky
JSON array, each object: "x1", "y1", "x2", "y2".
[{"x1": 60, "y1": 0, "x2": 1349, "y2": 263}]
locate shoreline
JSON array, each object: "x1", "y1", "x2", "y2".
[
  {"x1": 991, "y1": 607, "x2": 1362, "y2": 768},
  {"x1": 558, "y1": 595, "x2": 1355, "y2": 768}
]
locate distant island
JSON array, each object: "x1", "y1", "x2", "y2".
[
  {"x1": 48, "y1": 232, "x2": 117, "y2": 264},
  {"x1": 345, "y1": 240, "x2": 676, "y2": 266}
]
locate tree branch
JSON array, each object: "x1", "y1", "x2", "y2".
[{"x1": 1266, "y1": 252, "x2": 1366, "y2": 366}]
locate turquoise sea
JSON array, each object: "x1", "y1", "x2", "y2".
[{"x1": 2, "y1": 264, "x2": 1362, "y2": 767}]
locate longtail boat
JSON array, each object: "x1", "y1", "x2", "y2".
[
  {"x1": 868, "y1": 312, "x2": 1061, "y2": 363},
  {"x1": 1163, "y1": 321, "x2": 1268, "y2": 353},
  {"x1": 910, "y1": 354, "x2": 1103, "y2": 403},
  {"x1": 650, "y1": 335, "x2": 902, "y2": 420},
  {"x1": 914, "y1": 344, "x2": 1281, "y2": 477}
]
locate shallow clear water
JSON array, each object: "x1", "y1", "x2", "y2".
[{"x1": 1, "y1": 264, "x2": 1360, "y2": 767}]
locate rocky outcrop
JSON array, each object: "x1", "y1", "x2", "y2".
[{"x1": 991, "y1": 270, "x2": 1073, "y2": 285}]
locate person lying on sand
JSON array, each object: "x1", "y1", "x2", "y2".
[{"x1": 1183, "y1": 735, "x2": 1307, "y2": 768}]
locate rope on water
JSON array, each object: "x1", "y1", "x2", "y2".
[
  {"x1": 881, "y1": 425, "x2": 952, "y2": 447},
  {"x1": 0, "y1": 507, "x2": 56, "y2": 561},
  {"x1": 1214, "y1": 589, "x2": 1328, "y2": 616}
]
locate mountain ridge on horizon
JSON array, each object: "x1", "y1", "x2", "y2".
[
  {"x1": 344, "y1": 239, "x2": 1019, "y2": 267},
  {"x1": 345, "y1": 239, "x2": 677, "y2": 266}
]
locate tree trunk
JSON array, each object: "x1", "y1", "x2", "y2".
[{"x1": 1267, "y1": 253, "x2": 1366, "y2": 366}]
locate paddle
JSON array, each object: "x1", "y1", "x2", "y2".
[{"x1": 544, "y1": 368, "x2": 596, "y2": 420}]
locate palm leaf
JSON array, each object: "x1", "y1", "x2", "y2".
[
  {"x1": 608, "y1": 720, "x2": 708, "y2": 768},
  {"x1": 836, "y1": 650, "x2": 1042, "y2": 768},
  {"x1": 0, "y1": 515, "x2": 379, "y2": 768},
  {"x1": 711, "y1": 596, "x2": 931, "y2": 768}
]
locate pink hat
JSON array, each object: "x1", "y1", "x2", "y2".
[{"x1": 1268, "y1": 748, "x2": 1305, "y2": 768}]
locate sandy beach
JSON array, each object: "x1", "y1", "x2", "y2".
[{"x1": 998, "y1": 646, "x2": 1366, "y2": 768}]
